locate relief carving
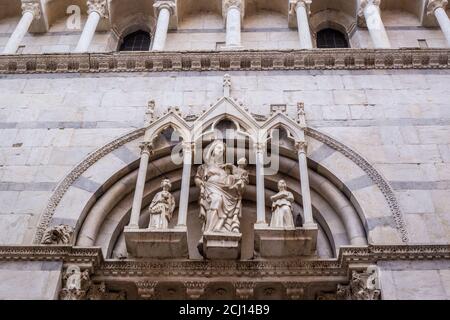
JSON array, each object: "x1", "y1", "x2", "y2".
[{"x1": 41, "y1": 224, "x2": 73, "y2": 245}]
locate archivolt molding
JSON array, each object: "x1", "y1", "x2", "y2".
[
  {"x1": 33, "y1": 128, "x2": 145, "y2": 244},
  {"x1": 306, "y1": 127, "x2": 408, "y2": 243},
  {"x1": 1, "y1": 49, "x2": 449, "y2": 74}
]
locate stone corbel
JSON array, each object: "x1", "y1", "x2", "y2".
[
  {"x1": 288, "y1": 0, "x2": 312, "y2": 28},
  {"x1": 136, "y1": 281, "x2": 158, "y2": 299},
  {"x1": 154, "y1": 0, "x2": 178, "y2": 30},
  {"x1": 234, "y1": 282, "x2": 255, "y2": 299},
  {"x1": 60, "y1": 265, "x2": 91, "y2": 300},
  {"x1": 357, "y1": 0, "x2": 381, "y2": 28},
  {"x1": 21, "y1": 0, "x2": 48, "y2": 33},
  {"x1": 41, "y1": 224, "x2": 74, "y2": 245},
  {"x1": 185, "y1": 281, "x2": 207, "y2": 299},
  {"x1": 337, "y1": 266, "x2": 381, "y2": 300},
  {"x1": 222, "y1": 0, "x2": 245, "y2": 22}
]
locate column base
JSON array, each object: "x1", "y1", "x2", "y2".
[
  {"x1": 124, "y1": 226, "x2": 188, "y2": 258},
  {"x1": 198, "y1": 231, "x2": 242, "y2": 260},
  {"x1": 254, "y1": 225, "x2": 318, "y2": 258}
]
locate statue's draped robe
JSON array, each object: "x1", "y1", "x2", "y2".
[
  {"x1": 148, "y1": 191, "x2": 175, "y2": 229},
  {"x1": 196, "y1": 164, "x2": 243, "y2": 233},
  {"x1": 270, "y1": 190, "x2": 295, "y2": 228}
]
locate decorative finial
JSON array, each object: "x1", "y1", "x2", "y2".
[
  {"x1": 223, "y1": 74, "x2": 231, "y2": 97},
  {"x1": 168, "y1": 106, "x2": 182, "y2": 117},
  {"x1": 297, "y1": 102, "x2": 306, "y2": 128},
  {"x1": 145, "y1": 100, "x2": 155, "y2": 125}
]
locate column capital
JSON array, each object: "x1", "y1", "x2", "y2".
[
  {"x1": 182, "y1": 141, "x2": 194, "y2": 154},
  {"x1": 223, "y1": 0, "x2": 244, "y2": 11},
  {"x1": 87, "y1": 0, "x2": 109, "y2": 18},
  {"x1": 427, "y1": 0, "x2": 449, "y2": 16},
  {"x1": 154, "y1": 0, "x2": 177, "y2": 15},
  {"x1": 139, "y1": 141, "x2": 153, "y2": 155},
  {"x1": 358, "y1": 0, "x2": 381, "y2": 17},
  {"x1": 289, "y1": 0, "x2": 312, "y2": 15},
  {"x1": 21, "y1": 0, "x2": 41, "y2": 19},
  {"x1": 295, "y1": 140, "x2": 308, "y2": 154}
]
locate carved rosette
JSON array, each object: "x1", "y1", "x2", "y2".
[
  {"x1": 87, "y1": 0, "x2": 109, "y2": 18},
  {"x1": 154, "y1": 1, "x2": 177, "y2": 16},
  {"x1": 427, "y1": 0, "x2": 449, "y2": 16},
  {"x1": 41, "y1": 224, "x2": 74, "y2": 245},
  {"x1": 234, "y1": 282, "x2": 255, "y2": 300},
  {"x1": 185, "y1": 281, "x2": 207, "y2": 299},
  {"x1": 21, "y1": 0, "x2": 41, "y2": 19}
]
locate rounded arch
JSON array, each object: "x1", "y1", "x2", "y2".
[
  {"x1": 34, "y1": 125, "x2": 408, "y2": 253},
  {"x1": 310, "y1": 8, "x2": 356, "y2": 47}
]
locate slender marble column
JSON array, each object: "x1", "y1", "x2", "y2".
[
  {"x1": 290, "y1": 0, "x2": 313, "y2": 49},
  {"x1": 152, "y1": 1, "x2": 175, "y2": 51},
  {"x1": 428, "y1": 0, "x2": 450, "y2": 47},
  {"x1": 177, "y1": 142, "x2": 193, "y2": 227},
  {"x1": 255, "y1": 143, "x2": 267, "y2": 226},
  {"x1": 223, "y1": 0, "x2": 243, "y2": 48},
  {"x1": 128, "y1": 141, "x2": 152, "y2": 228},
  {"x1": 359, "y1": 0, "x2": 391, "y2": 49},
  {"x1": 296, "y1": 141, "x2": 315, "y2": 227},
  {"x1": 75, "y1": 0, "x2": 108, "y2": 53},
  {"x1": 2, "y1": 2, "x2": 40, "y2": 54}
]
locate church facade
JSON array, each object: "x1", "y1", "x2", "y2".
[{"x1": 0, "y1": 0, "x2": 450, "y2": 300}]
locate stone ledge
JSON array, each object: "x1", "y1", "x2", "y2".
[
  {"x1": 124, "y1": 227, "x2": 189, "y2": 259},
  {"x1": 0, "y1": 48, "x2": 449, "y2": 74}
]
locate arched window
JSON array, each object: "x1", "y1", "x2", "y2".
[
  {"x1": 119, "y1": 30, "x2": 151, "y2": 51},
  {"x1": 316, "y1": 28, "x2": 349, "y2": 48}
]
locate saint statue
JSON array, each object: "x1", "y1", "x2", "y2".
[
  {"x1": 195, "y1": 140, "x2": 248, "y2": 234},
  {"x1": 148, "y1": 179, "x2": 175, "y2": 229},
  {"x1": 270, "y1": 180, "x2": 295, "y2": 228}
]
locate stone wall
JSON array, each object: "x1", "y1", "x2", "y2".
[
  {"x1": 379, "y1": 261, "x2": 450, "y2": 299},
  {"x1": 0, "y1": 69, "x2": 450, "y2": 246},
  {"x1": 0, "y1": 261, "x2": 62, "y2": 300}
]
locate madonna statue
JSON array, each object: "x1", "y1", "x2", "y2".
[{"x1": 195, "y1": 140, "x2": 248, "y2": 234}]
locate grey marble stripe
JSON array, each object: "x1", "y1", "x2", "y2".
[
  {"x1": 113, "y1": 146, "x2": 138, "y2": 165},
  {"x1": 73, "y1": 176, "x2": 101, "y2": 193},
  {"x1": 308, "y1": 144, "x2": 336, "y2": 164},
  {"x1": 390, "y1": 181, "x2": 450, "y2": 190},
  {"x1": 0, "y1": 182, "x2": 56, "y2": 191},
  {"x1": 344, "y1": 175, "x2": 374, "y2": 192}
]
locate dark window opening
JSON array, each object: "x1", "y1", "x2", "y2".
[
  {"x1": 316, "y1": 28, "x2": 349, "y2": 48},
  {"x1": 119, "y1": 30, "x2": 151, "y2": 51}
]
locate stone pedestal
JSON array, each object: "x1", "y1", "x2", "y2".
[
  {"x1": 200, "y1": 232, "x2": 242, "y2": 260},
  {"x1": 124, "y1": 227, "x2": 188, "y2": 258},
  {"x1": 254, "y1": 225, "x2": 318, "y2": 258}
]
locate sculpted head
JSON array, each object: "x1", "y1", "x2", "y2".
[
  {"x1": 278, "y1": 180, "x2": 287, "y2": 191},
  {"x1": 205, "y1": 140, "x2": 226, "y2": 164},
  {"x1": 161, "y1": 179, "x2": 172, "y2": 191}
]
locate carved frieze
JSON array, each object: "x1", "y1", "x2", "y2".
[{"x1": 60, "y1": 265, "x2": 91, "y2": 300}]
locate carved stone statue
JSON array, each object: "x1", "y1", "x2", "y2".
[
  {"x1": 195, "y1": 140, "x2": 248, "y2": 234},
  {"x1": 60, "y1": 265, "x2": 90, "y2": 300},
  {"x1": 148, "y1": 179, "x2": 175, "y2": 229},
  {"x1": 270, "y1": 180, "x2": 295, "y2": 228}
]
